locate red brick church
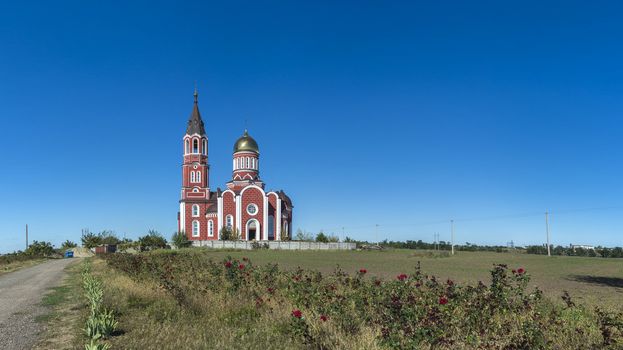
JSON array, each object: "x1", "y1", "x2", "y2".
[{"x1": 177, "y1": 91, "x2": 293, "y2": 241}]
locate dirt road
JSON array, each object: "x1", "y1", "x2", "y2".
[{"x1": 0, "y1": 259, "x2": 75, "y2": 350}]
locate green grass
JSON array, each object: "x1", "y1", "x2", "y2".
[{"x1": 177, "y1": 248, "x2": 623, "y2": 308}]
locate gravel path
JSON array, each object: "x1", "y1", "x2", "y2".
[{"x1": 0, "y1": 259, "x2": 75, "y2": 350}]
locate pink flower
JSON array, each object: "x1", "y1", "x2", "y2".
[
  {"x1": 359, "y1": 268, "x2": 367, "y2": 274},
  {"x1": 320, "y1": 315, "x2": 328, "y2": 322},
  {"x1": 238, "y1": 264, "x2": 245, "y2": 270},
  {"x1": 439, "y1": 296, "x2": 449, "y2": 305},
  {"x1": 517, "y1": 268, "x2": 525, "y2": 274},
  {"x1": 292, "y1": 309, "x2": 302, "y2": 318},
  {"x1": 224, "y1": 261, "x2": 232, "y2": 268},
  {"x1": 397, "y1": 274, "x2": 408, "y2": 281}
]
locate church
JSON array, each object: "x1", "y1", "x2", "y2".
[{"x1": 177, "y1": 91, "x2": 293, "y2": 242}]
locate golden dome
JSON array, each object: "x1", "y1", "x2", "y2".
[{"x1": 233, "y1": 130, "x2": 259, "y2": 153}]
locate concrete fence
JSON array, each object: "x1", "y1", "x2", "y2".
[{"x1": 192, "y1": 240, "x2": 356, "y2": 250}]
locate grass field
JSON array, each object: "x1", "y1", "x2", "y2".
[{"x1": 184, "y1": 248, "x2": 623, "y2": 308}]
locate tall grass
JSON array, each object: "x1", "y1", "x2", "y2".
[{"x1": 99, "y1": 250, "x2": 623, "y2": 349}]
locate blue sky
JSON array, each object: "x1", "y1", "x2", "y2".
[{"x1": 1, "y1": 1, "x2": 622, "y2": 252}]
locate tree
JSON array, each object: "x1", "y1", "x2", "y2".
[
  {"x1": 25, "y1": 241, "x2": 55, "y2": 256},
  {"x1": 220, "y1": 227, "x2": 240, "y2": 241},
  {"x1": 61, "y1": 240, "x2": 78, "y2": 249},
  {"x1": 294, "y1": 229, "x2": 314, "y2": 241},
  {"x1": 137, "y1": 230, "x2": 167, "y2": 251},
  {"x1": 81, "y1": 230, "x2": 120, "y2": 248},
  {"x1": 171, "y1": 231, "x2": 191, "y2": 249},
  {"x1": 327, "y1": 234, "x2": 339, "y2": 243},
  {"x1": 316, "y1": 232, "x2": 329, "y2": 243},
  {"x1": 99, "y1": 230, "x2": 121, "y2": 245},
  {"x1": 81, "y1": 231, "x2": 101, "y2": 249}
]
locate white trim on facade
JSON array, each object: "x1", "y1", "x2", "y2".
[
  {"x1": 179, "y1": 202, "x2": 186, "y2": 232},
  {"x1": 240, "y1": 184, "x2": 265, "y2": 197},
  {"x1": 276, "y1": 197, "x2": 282, "y2": 241},
  {"x1": 217, "y1": 195, "x2": 223, "y2": 239},
  {"x1": 235, "y1": 195, "x2": 242, "y2": 236},
  {"x1": 263, "y1": 195, "x2": 268, "y2": 241}
]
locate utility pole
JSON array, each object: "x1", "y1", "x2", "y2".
[
  {"x1": 25, "y1": 224, "x2": 29, "y2": 250},
  {"x1": 545, "y1": 211, "x2": 551, "y2": 257},
  {"x1": 451, "y1": 220, "x2": 455, "y2": 255}
]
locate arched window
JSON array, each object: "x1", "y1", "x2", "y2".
[
  {"x1": 192, "y1": 188, "x2": 199, "y2": 193},
  {"x1": 208, "y1": 220, "x2": 214, "y2": 237},
  {"x1": 192, "y1": 220, "x2": 200, "y2": 237},
  {"x1": 246, "y1": 157, "x2": 250, "y2": 168},
  {"x1": 193, "y1": 139, "x2": 198, "y2": 153},
  {"x1": 233, "y1": 159, "x2": 236, "y2": 170},
  {"x1": 202, "y1": 139, "x2": 207, "y2": 155},
  {"x1": 268, "y1": 215, "x2": 275, "y2": 240},
  {"x1": 197, "y1": 171, "x2": 201, "y2": 183},
  {"x1": 226, "y1": 215, "x2": 233, "y2": 229},
  {"x1": 185, "y1": 139, "x2": 189, "y2": 154},
  {"x1": 192, "y1": 204, "x2": 199, "y2": 217},
  {"x1": 190, "y1": 171, "x2": 195, "y2": 183}
]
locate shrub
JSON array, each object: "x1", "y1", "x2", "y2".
[
  {"x1": 24, "y1": 241, "x2": 55, "y2": 256},
  {"x1": 171, "y1": 231, "x2": 191, "y2": 249},
  {"x1": 219, "y1": 227, "x2": 240, "y2": 241},
  {"x1": 103, "y1": 252, "x2": 623, "y2": 349},
  {"x1": 137, "y1": 230, "x2": 167, "y2": 251}
]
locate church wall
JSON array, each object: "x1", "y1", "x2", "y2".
[{"x1": 240, "y1": 187, "x2": 265, "y2": 240}]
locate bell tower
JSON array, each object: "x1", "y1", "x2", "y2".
[{"x1": 178, "y1": 90, "x2": 210, "y2": 236}]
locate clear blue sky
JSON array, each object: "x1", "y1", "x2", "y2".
[{"x1": 1, "y1": 1, "x2": 622, "y2": 253}]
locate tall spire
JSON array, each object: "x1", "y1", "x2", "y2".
[{"x1": 186, "y1": 88, "x2": 206, "y2": 135}]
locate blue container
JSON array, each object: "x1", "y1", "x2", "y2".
[{"x1": 64, "y1": 250, "x2": 74, "y2": 258}]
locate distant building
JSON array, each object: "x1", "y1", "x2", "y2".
[
  {"x1": 177, "y1": 90, "x2": 293, "y2": 241},
  {"x1": 570, "y1": 244, "x2": 595, "y2": 251}
]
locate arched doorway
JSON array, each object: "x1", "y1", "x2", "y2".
[{"x1": 246, "y1": 219, "x2": 260, "y2": 241}]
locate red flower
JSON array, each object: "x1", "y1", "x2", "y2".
[
  {"x1": 320, "y1": 315, "x2": 328, "y2": 322},
  {"x1": 359, "y1": 268, "x2": 367, "y2": 274},
  {"x1": 292, "y1": 309, "x2": 303, "y2": 319},
  {"x1": 238, "y1": 264, "x2": 245, "y2": 270},
  {"x1": 439, "y1": 296, "x2": 449, "y2": 305},
  {"x1": 397, "y1": 273, "x2": 408, "y2": 281},
  {"x1": 224, "y1": 261, "x2": 232, "y2": 268},
  {"x1": 517, "y1": 268, "x2": 525, "y2": 274}
]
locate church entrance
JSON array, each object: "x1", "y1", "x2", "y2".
[{"x1": 246, "y1": 220, "x2": 259, "y2": 241}]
